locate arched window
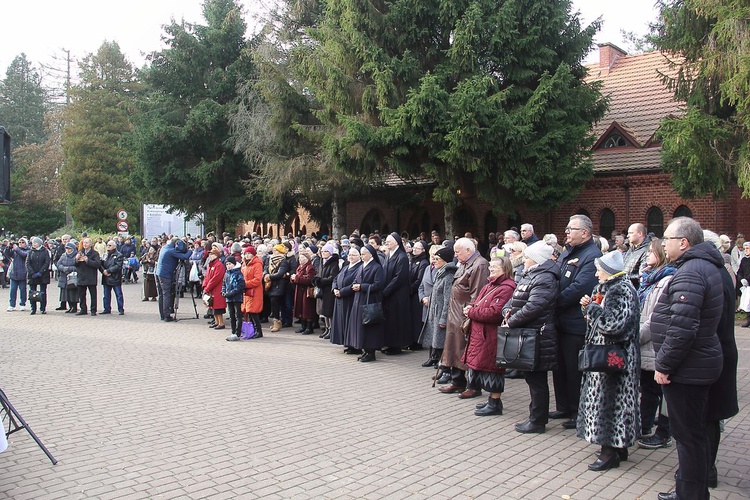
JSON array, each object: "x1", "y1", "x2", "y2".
[
  {"x1": 673, "y1": 205, "x2": 693, "y2": 219},
  {"x1": 599, "y1": 209, "x2": 615, "y2": 240},
  {"x1": 647, "y1": 206, "x2": 664, "y2": 238},
  {"x1": 421, "y1": 212, "x2": 430, "y2": 233},
  {"x1": 456, "y1": 206, "x2": 478, "y2": 237},
  {"x1": 360, "y1": 209, "x2": 385, "y2": 237},
  {"x1": 603, "y1": 134, "x2": 629, "y2": 148}
]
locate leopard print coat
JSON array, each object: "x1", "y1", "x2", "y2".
[{"x1": 576, "y1": 274, "x2": 641, "y2": 448}]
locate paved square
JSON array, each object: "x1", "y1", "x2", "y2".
[{"x1": 1, "y1": 283, "x2": 748, "y2": 499}]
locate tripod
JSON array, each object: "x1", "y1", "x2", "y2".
[
  {"x1": 173, "y1": 284, "x2": 199, "y2": 321},
  {"x1": 0, "y1": 388, "x2": 57, "y2": 464},
  {"x1": 171, "y1": 260, "x2": 199, "y2": 321}
]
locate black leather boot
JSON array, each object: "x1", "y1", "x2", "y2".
[{"x1": 474, "y1": 397, "x2": 503, "y2": 416}]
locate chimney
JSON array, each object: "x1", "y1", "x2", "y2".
[{"x1": 597, "y1": 43, "x2": 627, "y2": 76}]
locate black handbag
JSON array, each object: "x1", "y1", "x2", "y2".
[
  {"x1": 577, "y1": 321, "x2": 628, "y2": 373},
  {"x1": 361, "y1": 286, "x2": 384, "y2": 326},
  {"x1": 29, "y1": 290, "x2": 45, "y2": 303},
  {"x1": 496, "y1": 324, "x2": 540, "y2": 371}
]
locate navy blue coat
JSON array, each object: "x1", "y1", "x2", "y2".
[{"x1": 555, "y1": 238, "x2": 602, "y2": 335}]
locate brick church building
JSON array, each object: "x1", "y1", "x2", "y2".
[{"x1": 341, "y1": 43, "x2": 750, "y2": 243}]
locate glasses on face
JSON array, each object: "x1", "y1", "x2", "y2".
[{"x1": 565, "y1": 227, "x2": 583, "y2": 233}]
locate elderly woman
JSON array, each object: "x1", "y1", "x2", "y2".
[
  {"x1": 503, "y1": 241, "x2": 560, "y2": 432},
  {"x1": 636, "y1": 238, "x2": 675, "y2": 448},
  {"x1": 140, "y1": 246, "x2": 158, "y2": 301},
  {"x1": 203, "y1": 247, "x2": 227, "y2": 330},
  {"x1": 420, "y1": 246, "x2": 457, "y2": 373},
  {"x1": 241, "y1": 245, "x2": 264, "y2": 339},
  {"x1": 57, "y1": 242, "x2": 79, "y2": 314},
  {"x1": 331, "y1": 246, "x2": 362, "y2": 351},
  {"x1": 26, "y1": 237, "x2": 51, "y2": 315},
  {"x1": 265, "y1": 243, "x2": 289, "y2": 332},
  {"x1": 347, "y1": 245, "x2": 385, "y2": 362},
  {"x1": 506, "y1": 241, "x2": 527, "y2": 283},
  {"x1": 408, "y1": 240, "x2": 430, "y2": 347},
  {"x1": 578, "y1": 251, "x2": 641, "y2": 471},
  {"x1": 462, "y1": 257, "x2": 516, "y2": 416},
  {"x1": 418, "y1": 244, "x2": 440, "y2": 366},
  {"x1": 291, "y1": 253, "x2": 317, "y2": 335},
  {"x1": 313, "y1": 243, "x2": 340, "y2": 338}
]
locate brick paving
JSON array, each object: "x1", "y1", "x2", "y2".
[{"x1": 0, "y1": 282, "x2": 748, "y2": 499}]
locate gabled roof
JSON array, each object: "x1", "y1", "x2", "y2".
[{"x1": 586, "y1": 50, "x2": 684, "y2": 148}]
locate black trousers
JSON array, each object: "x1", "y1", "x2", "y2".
[
  {"x1": 78, "y1": 284, "x2": 97, "y2": 313},
  {"x1": 663, "y1": 382, "x2": 711, "y2": 500},
  {"x1": 552, "y1": 333, "x2": 584, "y2": 415},
  {"x1": 228, "y1": 302, "x2": 242, "y2": 335},
  {"x1": 640, "y1": 369, "x2": 663, "y2": 434},
  {"x1": 269, "y1": 295, "x2": 282, "y2": 320},
  {"x1": 524, "y1": 370, "x2": 550, "y2": 425}
]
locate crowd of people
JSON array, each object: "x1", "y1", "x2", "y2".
[{"x1": 0, "y1": 216, "x2": 740, "y2": 499}]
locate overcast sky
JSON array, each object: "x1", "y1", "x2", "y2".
[{"x1": 1, "y1": 0, "x2": 658, "y2": 85}]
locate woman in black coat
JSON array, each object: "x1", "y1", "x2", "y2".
[
  {"x1": 26, "y1": 237, "x2": 51, "y2": 315},
  {"x1": 346, "y1": 245, "x2": 385, "y2": 362},
  {"x1": 381, "y1": 232, "x2": 412, "y2": 354},
  {"x1": 313, "y1": 243, "x2": 341, "y2": 338},
  {"x1": 408, "y1": 240, "x2": 429, "y2": 347},
  {"x1": 503, "y1": 241, "x2": 560, "y2": 434},
  {"x1": 331, "y1": 247, "x2": 362, "y2": 350},
  {"x1": 56, "y1": 242, "x2": 79, "y2": 313}
]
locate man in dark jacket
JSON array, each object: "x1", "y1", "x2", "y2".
[
  {"x1": 155, "y1": 238, "x2": 192, "y2": 321},
  {"x1": 100, "y1": 240, "x2": 125, "y2": 315},
  {"x1": 552, "y1": 215, "x2": 602, "y2": 430},
  {"x1": 651, "y1": 217, "x2": 724, "y2": 500},
  {"x1": 75, "y1": 237, "x2": 101, "y2": 316}
]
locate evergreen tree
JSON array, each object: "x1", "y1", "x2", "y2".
[
  {"x1": 0, "y1": 54, "x2": 47, "y2": 145},
  {"x1": 279, "y1": 0, "x2": 606, "y2": 234},
  {"x1": 0, "y1": 108, "x2": 66, "y2": 235},
  {"x1": 61, "y1": 41, "x2": 141, "y2": 232},
  {"x1": 132, "y1": 0, "x2": 263, "y2": 234},
  {"x1": 653, "y1": 0, "x2": 750, "y2": 197}
]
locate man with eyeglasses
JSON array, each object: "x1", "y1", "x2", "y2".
[
  {"x1": 100, "y1": 240, "x2": 125, "y2": 315},
  {"x1": 551, "y1": 215, "x2": 602, "y2": 430},
  {"x1": 650, "y1": 217, "x2": 725, "y2": 500}
]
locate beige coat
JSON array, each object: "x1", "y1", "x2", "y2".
[{"x1": 442, "y1": 252, "x2": 490, "y2": 369}]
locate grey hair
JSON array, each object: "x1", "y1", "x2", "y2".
[
  {"x1": 668, "y1": 217, "x2": 703, "y2": 247},
  {"x1": 454, "y1": 237, "x2": 476, "y2": 253},
  {"x1": 171, "y1": 237, "x2": 180, "y2": 246},
  {"x1": 503, "y1": 230, "x2": 520, "y2": 241},
  {"x1": 569, "y1": 214, "x2": 593, "y2": 234},
  {"x1": 703, "y1": 230, "x2": 721, "y2": 250},
  {"x1": 543, "y1": 234, "x2": 558, "y2": 246},
  {"x1": 521, "y1": 223, "x2": 534, "y2": 233}
]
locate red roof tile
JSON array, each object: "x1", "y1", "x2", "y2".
[{"x1": 584, "y1": 51, "x2": 685, "y2": 174}]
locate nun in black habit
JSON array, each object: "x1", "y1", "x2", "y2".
[
  {"x1": 330, "y1": 247, "x2": 363, "y2": 351},
  {"x1": 381, "y1": 232, "x2": 413, "y2": 354},
  {"x1": 346, "y1": 244, "x2": 386, "y2": 362}
]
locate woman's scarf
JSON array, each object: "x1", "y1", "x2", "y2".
[
  {"x1": 638, "y1": 264, "x2": 676, "y2": 305},
  {"x1": 269, "y1": 253, "x2": 284, "y2": 274}
]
